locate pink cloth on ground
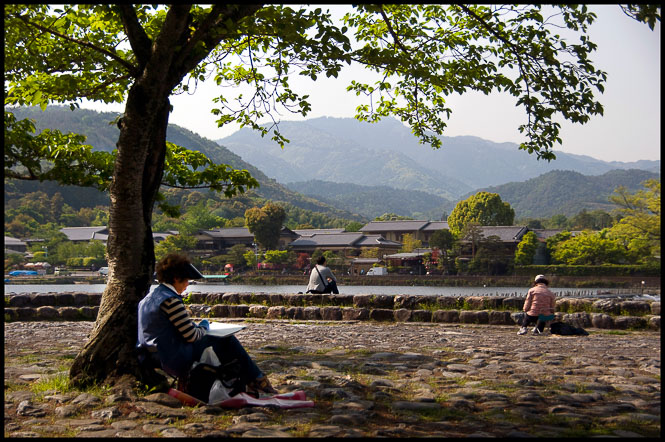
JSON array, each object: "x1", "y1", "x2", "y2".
[{"x1": 168, "y1": 388, "x2": 315, "y2": 409}]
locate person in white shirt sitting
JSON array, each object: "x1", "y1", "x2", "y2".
[{"x1": 306, "y1": 256, "x2": 339, "y2": 294}]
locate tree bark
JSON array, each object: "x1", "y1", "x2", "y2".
[
  {"x1": 69, "y1": 81, "x2": 171, "y2": 387},
  {"x1": 69, "y1": 4, "x2": 264, "y2": 388}
]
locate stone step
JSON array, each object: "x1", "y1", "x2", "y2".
[
  {"x1": 4, "y1": 304, "x2": 661, "y2": 330},
  {"x1": 4, "y1": 292, "x2": 660, "y2": 330},
  {"x1": 4, "y1": 292, "x2": 660, "y2": 315}
]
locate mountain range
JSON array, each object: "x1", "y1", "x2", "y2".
[
  {"x1": 285, "y1": 167, "x2": 659, "y2": 220},
  {"x1": 461, "y1": 168, "x2": 659, "y2": 218},
  {"x1": 5, "y1": 106, "x2": 660, "y2": 222},
  {"x1": 286, "y1": 180, "x2": 453, "y2": 221},
  {"x1": 6, "y1": 106, "x2": 364, "y2": 223},
  {"x1": 217, "y1": 116, "x2": 660, "y2": 200}
]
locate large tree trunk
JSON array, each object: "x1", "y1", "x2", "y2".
[
  {"x1": 69, "y1": 4, "x2": 263, "y2": 388},
  {"x1": 69, "y1": 5, "x2": 197, "y2": 389},
  {"x1": 69, "y1": 82, "x2": 171, "y2": 387}
]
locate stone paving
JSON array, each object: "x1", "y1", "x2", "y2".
[{"x1": 4, "y1": 319, "x2": 661, "y2": 438}]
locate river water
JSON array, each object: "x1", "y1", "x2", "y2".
[{"x1": 4, "y1": 284, "x2": 657, "y2": 299}]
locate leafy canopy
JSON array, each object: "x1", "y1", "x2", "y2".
[
  {"x1": 6, "y1": 4, "x2": 660, "y2": 193},
  {"x1": 4, "y1": 4, "x2": 660, "y2": 219},
  {"x1": 550, "y1": 231, "x2": 629, "y2": 265},
  {"x1": 429, "y1": 229, "x2": 455, "y2": 252},
  {"x1": 607, "y1": 179, "x2": 660, "y2": 262},
  {"x1": 448, "y1": 191, "x2": 515, "y2": 236},
  {"x1": 244, "y1": 202, "x2": 287, "y2": 250},
  {"x1": 514, "y1": 230, "x2": 539, "y2": 265}
]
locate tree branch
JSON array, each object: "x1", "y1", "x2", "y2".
[
  {"x1": 12, "y1": 12, "x2": 138, "y2": 76},
  {"x1": 115, "y1": 5, "x2": 153, "y2": 69},
  {"x1": 171, "y1": 4, "x2": 264, "y2": 85},
  {"x1": 83, "y1": 74, "x2": 134, "y2": 99},
  {"x1": 150, "y1": 4, "x2": 196, "y2": 88},
  {"x1": 176, "y1": 4, "x2": 227, "y2": 60},
  {"x1": 160, "y1": 182, "x2": 235, "y2": 190},
  {"x1": 4, "y1": 169, "x2": 38, "y2": 181},
  {"x1": 456, "y1": 4, "x2": 536, "y2": 134},
  {"x1": 377, "y1": 5, "x2": 412, "y2": 58}
]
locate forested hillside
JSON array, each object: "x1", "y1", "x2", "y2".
[
  {"x1": 287, "y1": 180, "x2": 455, "y2": 220},
  {"x1": 6, "y1": 107, "x2": 660, "y2": 225},
  {"x1": 5, "y1": 106, "x2": 365, "y2": 227},
  {"x1": 217, "y1": 116, "x2": 660, "y2": 193},
  {"x1": 286, "y1": 169, "x2": 660, "y2": 221},
  {"x1": 216, "y1": 118, "x2": 473, "y2": 200},
  {"x1": 471, "y1": 169, "x2": 660, "y2": 218}
]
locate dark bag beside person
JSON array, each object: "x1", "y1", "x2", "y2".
[
  {"x1": 550, "y1": 321, "x2": 589, "y2": 336},
  {"x1": 181, "y1": 359, "x2": 246, "y2": 403}
]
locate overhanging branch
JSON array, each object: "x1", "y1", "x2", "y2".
[
  {"x1": 116, "y1": 5, "x2": 152, "y2": 69},
  {"x1": 12, "y1": 12, "x2": 139, "y2": 76},
  {"x1": 171, "y1": 4, "x2": 264, "y2": 83}
]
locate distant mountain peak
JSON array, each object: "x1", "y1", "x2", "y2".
[{"x1": 217, "y1": 116, "x2": 659, "y2": 195}]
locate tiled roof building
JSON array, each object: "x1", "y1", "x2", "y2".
[
  {"x1": 289, "y1": 233, "x2": 401, "y2": 256},
  {"x1": 360, "y1": 220, "x2": 450, "y2": 246}
]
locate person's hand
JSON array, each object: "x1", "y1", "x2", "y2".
[{"x1": 199, "y1": 319, "x2": 209, "y2": 330}]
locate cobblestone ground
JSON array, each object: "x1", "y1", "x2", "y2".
[{"x1": 4, "y1": 320, "x2": 661, "y2": 438}]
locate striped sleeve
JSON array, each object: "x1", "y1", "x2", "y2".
[{"x1": 160, "y1": 297, "x2": 205, "y2": 343}]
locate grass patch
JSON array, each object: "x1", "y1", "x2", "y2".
[
  {"x1": 396, "y1": 405, "x2": 468, "y2": 422},
  {"x1": 31, "y1": 425, "x2": 81, "y2": 438},
  {"x1": 4, "y1": 380, "x2": 27, "y2": 395},
  {"x1": 345, "y1": 348, "x2": 374, "y2": 357},
  {"x1": 416, "y1": 302, "x2": 440, "y2": 313},
  {"x1": 603, "y1": 419, "x2": 661, "y2": 438},
  {"x1": 289, "y1": 422, "x2": 314, "y2": 437},
  {"x1": 486, "y1": 381, "x2": 521, "y2": 395},
  {"x1": 478, "y1": 407, "x2": 524, "y2": 425},
  {"x1": 536, "y1": 414, "x2": 614, "y2": 437},
  {"x1": 30, "y1": 371, "x2": 74, "y2": 396},
  {"x1": 592, "y1": 329, "x2": 632, "y2": 335},
  {"x1": 619, "y1": 309, "x2": 649, "y2": 317},
  {"x1": 259, "y1": 343, "x2": 299, "y2": 353},
  {"x1": 11, "y1": 351, "x2": 44, "y2": 366}
]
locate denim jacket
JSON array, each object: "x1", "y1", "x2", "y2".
[{"x1": 137, "y1": 284, "x2": 194, "y2": 378}]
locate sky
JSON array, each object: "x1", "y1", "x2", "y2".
[{"x1": 81, "y1": 5, "x2": 661, "y2": 163}]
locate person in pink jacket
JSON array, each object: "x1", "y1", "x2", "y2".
[{"x1": 518, "y1": 274, "x2": 556, "y2": 335}]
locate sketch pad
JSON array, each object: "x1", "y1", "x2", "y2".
[{"x1": 206, "y1": 322, "x2": 246, "y2": 337}]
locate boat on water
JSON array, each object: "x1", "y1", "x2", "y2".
[{"x1": 191, "y1": 274, "x2": 230, "y2": 285}]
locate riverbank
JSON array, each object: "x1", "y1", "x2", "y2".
[
  {"x1": 5, "y1": 291, "x2": 661, "y2": 331},
  {"x1": 4, "y1": 273, "x2": 661, "y2": 291},
  {"x1": 212, "y1": 274, "x2": 662, "y2": 290},
  {"x1": 4, "y1": 320, "x2": 660, "y2": 438}
]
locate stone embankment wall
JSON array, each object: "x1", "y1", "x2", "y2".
[{"x1": 4, "y1": 292, "x2": 660, "y2": 331}]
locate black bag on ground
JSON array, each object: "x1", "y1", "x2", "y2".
[
  {"x1": 182, "y1": 359, "x2": 246, "y2": 403},
  {"x1": 550, "y1": 322, "x2": 589, "y2": 336}
]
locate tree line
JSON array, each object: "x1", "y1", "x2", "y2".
[
  {"x1": 434, "y1": 183, "x2": 660, "y2": 272},
  {"x1": 6, "y1": 181, "x2": 659, "y2": 275}
]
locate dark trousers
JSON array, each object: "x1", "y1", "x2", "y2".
[
  {"x1": 521, "y1": 314, "x2": 545, "y2": 332},
  {"x1": 191, "y1": 334, "x2": 263, "y2": 381},
  {"x1": 308, "y1": 280, "x2": 339, "y2": 294}
]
